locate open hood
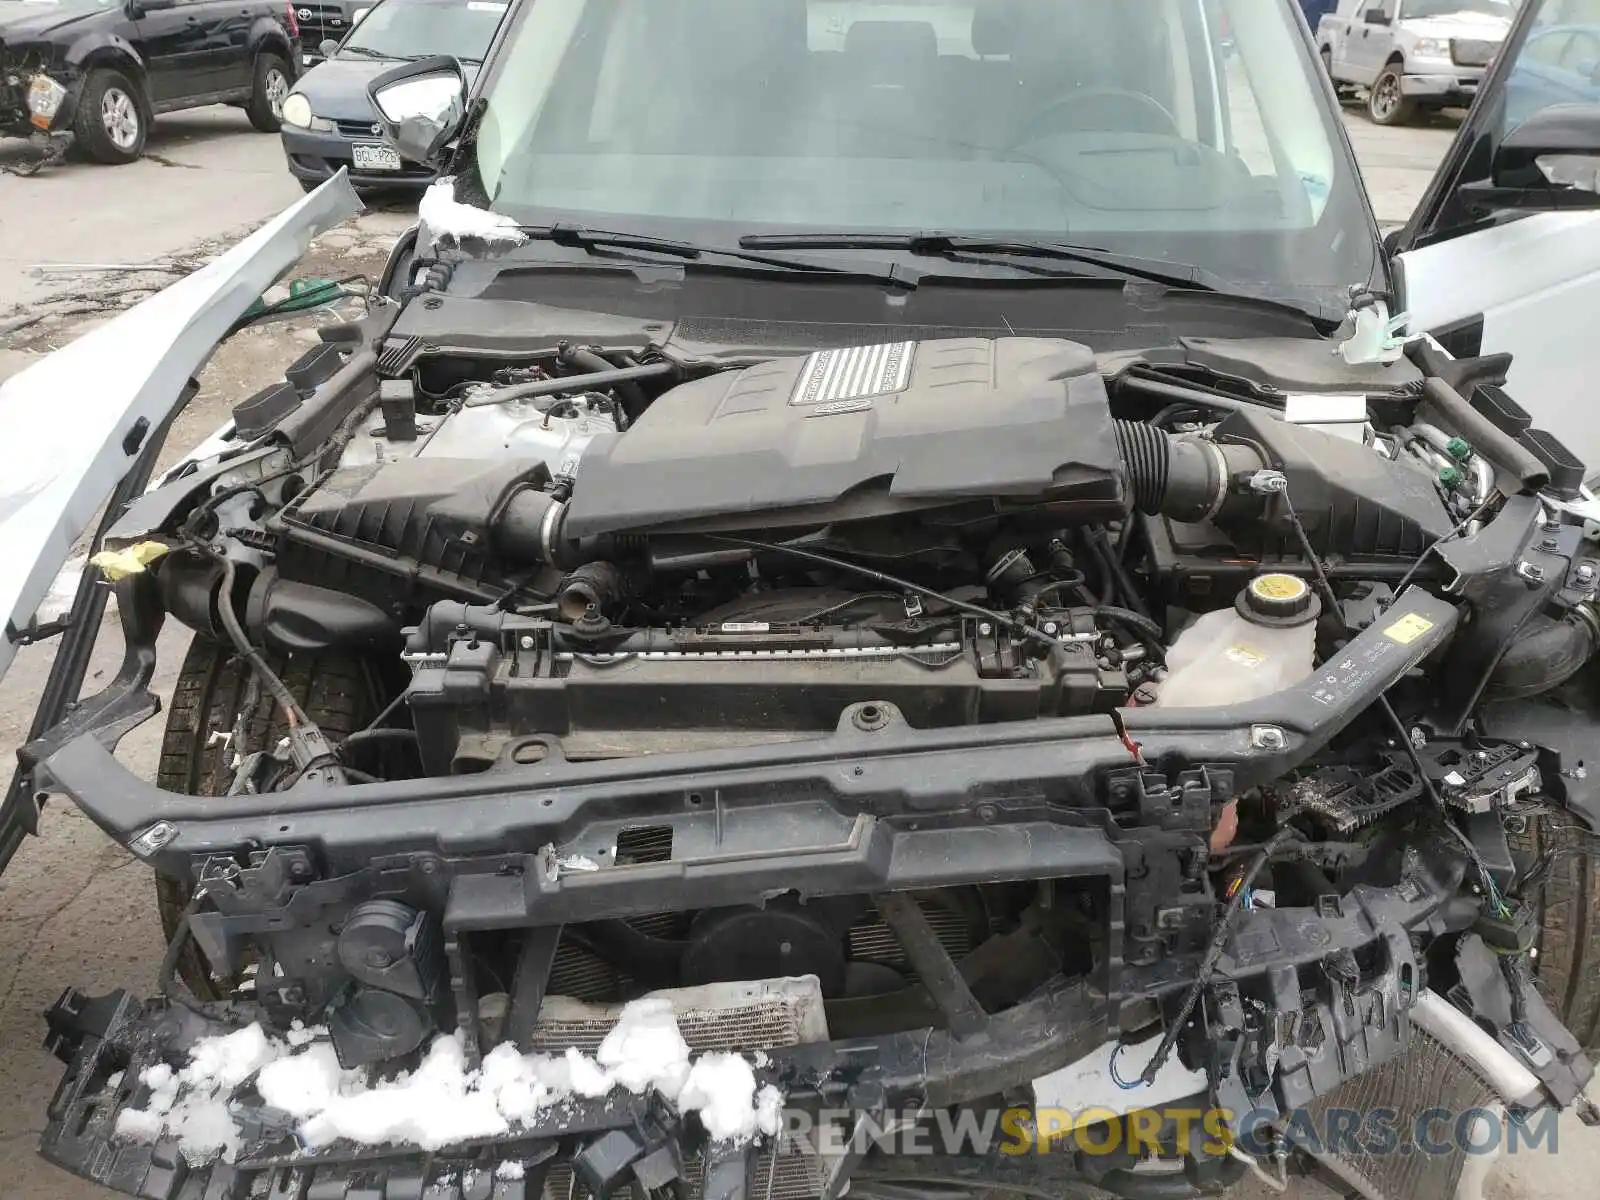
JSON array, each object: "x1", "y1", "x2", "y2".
[{"x1": 0, "y1": 173, "x2": 361, "y2": 686}]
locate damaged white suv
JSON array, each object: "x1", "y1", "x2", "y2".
[{"x1": 5, "y1": 2, "x2": 1600, "y2": 1199}]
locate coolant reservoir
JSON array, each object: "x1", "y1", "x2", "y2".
[{"x1": 1153, "y1": 574, "x2": 1321, "y2": 709}]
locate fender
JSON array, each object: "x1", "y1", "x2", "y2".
[
  {"x1": 53, "y1": 33, "x2": 147, "y2": 127},
  {"x1": 23, "y1": 33, "x2": 147, "y2": 131},
  {"x1": 245, "y1": 16, "x2": 295, "y2": 69},
  {"x1": 63, "y1": 31, "x2": 146, "y2": 76}
]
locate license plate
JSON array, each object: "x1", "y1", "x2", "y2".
[{"x1": 352, "y1": 141, "x2": 401, "y2": 171}]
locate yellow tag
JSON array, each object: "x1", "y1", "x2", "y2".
[
  {"x1": 1383, "y1": 613, "x2": 1434, "y2": 645},
  {"x1": 90, "y1": 541, "x2": 171, "y2": 582},
  {"x1": 1223, "y1": 645, "x2": 1265, "y2": 668}
]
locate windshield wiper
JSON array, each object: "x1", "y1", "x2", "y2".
[
  {"x1": 337, "y1": 46, "x2": 393, "y2": 60},
  {"x1": 738, "y1": 231, "x2": 1217, "y2": 291},
  {"x1": 514, "y1": 223, "x2": 924, "y2": 284}
]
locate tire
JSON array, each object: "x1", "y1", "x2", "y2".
[
  {"x1": 1509, "y1": 810, "x2": 1600, "y2": 1050},
  {"x1": 1367, "y1": 63, "x2": 1416, "y2": 126},
  {"x1": 246, "y1": 51, "x2": 292, "y2": 133},
  {"x1": 72, "y1": 67, "x2": 147, "y2": 164},
  {"x1": 154, "y1": 637, "x2": 384, "y2": 995}
]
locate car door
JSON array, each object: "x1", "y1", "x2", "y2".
[
  {"x1": 1347, "y1": 0, "x2": 1400, "y2": 84},
  {"x1": 1392, "y1": 0, "x2": 1600, "y2": 476},
  {"x1": 195, "y1": 0, "x2": 257, "y2": 94},
  {"x1": 130, "y1": 0, "x2": 209, "y2": 104},
  {"x1": 173, "y1": 0, "x2": 254, "y2": 95}
]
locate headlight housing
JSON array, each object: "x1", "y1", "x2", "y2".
[
  {"x1": 26, "y1": 74, "x2": 68, "y2": 130},
  {"x1": 280, "y1": 91, "x2": 331, "y2": 131},
  {"x1": 1413, "y1": 38, "x2": 1450, "y2": 59}
]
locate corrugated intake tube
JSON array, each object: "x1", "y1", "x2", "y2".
[
  {"x1": 1114, "y1": 421, "x2": 1266, "y2": 522},
  {"x1": 1115, "y1": 420, "x2": 1171, "y2": 515}
]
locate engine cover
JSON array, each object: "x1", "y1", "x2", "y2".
[{"x1": 564, "y1": 337, "x2": 1125, "y2": 536}]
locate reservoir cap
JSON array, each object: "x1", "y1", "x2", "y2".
[{"x1": 1238, "y1": 573, "x2": 1319, "y2": 627}]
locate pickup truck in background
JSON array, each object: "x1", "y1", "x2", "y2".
[{"x1": 1317, "y1": 0, "x2": 1517, "y2": 124}]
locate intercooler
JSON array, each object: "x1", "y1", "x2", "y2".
[
  {"x1": 530, "y1": 980, "x2": 833, "y2": 1200},
  {"x1": 1305, "y1": 1021, "x2": 1502, "y2": 1200},
  {"x1": 545, "y1": 900, "x2": 981, "y2": 1005}
]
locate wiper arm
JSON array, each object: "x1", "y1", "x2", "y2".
[
  {"x1": 336, "y1": 46, "x2": 391, "y2": 60},
  {"x1": 738, "y1": 231, "x2": 1210, "y2": 291},
  {"x1": 517, "y1": 224, "x2": 922, "y2": 284}
]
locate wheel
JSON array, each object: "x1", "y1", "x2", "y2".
[
  {"x1": 154, "y1": 637, "x2": 386, "y2": 995},
  {"x1": 247, "y1": 51, "x2": 292, "y2": 133},
  {"x1": 1510, "y1": 810, "x2": 1600, "y2": 1050},
  {"x1": 1367, "y1": 63, "x2": 1416, "y2": 126},
  {"x1": 72, "y1": 67, "x2": 147, "y2": 164}
]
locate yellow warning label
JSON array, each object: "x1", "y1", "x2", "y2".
[
  {"x1": 1383, "y1": 614, "x2": 1435, "y2": 645},
  {"x1": 1250, "y1": 573, "x2": 1306, "y2": 601},
  {"x1": 1224, "y1": 645, "x2": 1266, "y2": 668}
]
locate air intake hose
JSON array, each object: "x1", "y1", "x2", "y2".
[
  {"x1": 497, "y1": 421, "x2": 1265, "y2": 568},
  {"x1": 1114, "y1": 420, "x2": 1266, "y2": 523}
]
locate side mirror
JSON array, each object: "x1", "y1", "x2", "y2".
[
  {"x1": 367, "y1": 55, "x2": 467, "y2": 167},
  {"x1": 319, "y1": 38, "x2": 341, "y2": 59},
  {"x1": 1495, "y1": 103, "x2": 1600, "y2": 193},
  {"x1": 131, "y1": 0, "x2": 177, "y2": 13}
]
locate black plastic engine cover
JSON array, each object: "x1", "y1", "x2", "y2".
[{"x1": 564, "y1": 337, "x2": 1126, "y2": 536}]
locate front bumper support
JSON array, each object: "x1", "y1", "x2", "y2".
[
  {"x1": 31, "y1": 587, "x2": 1459, "y2": 883},
  {"x1": 40, "y1": 977, "x2": 1113, "y2": 1200}
]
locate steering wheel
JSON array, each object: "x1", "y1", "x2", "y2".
[{"x1": 1012, "y1": 88, "x2": 1182, "y2": 146}]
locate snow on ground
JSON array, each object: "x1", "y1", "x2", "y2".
[{"x1": 113, "y1": 999, "x2": 783, "y2": 1165}]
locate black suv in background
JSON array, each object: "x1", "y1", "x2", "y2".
[{"x1": 0, "y1": 0, "x2": 300, "y2": 163}]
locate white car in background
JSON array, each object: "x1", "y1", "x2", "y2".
[{"x1": 1319, "y1": 0, "x2": 1519, "y2": 123}]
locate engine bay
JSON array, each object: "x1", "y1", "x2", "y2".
[
  {"x1": 155, "y1": 333, "x2": 1513, "y2": 768},
  {"x1": 30, "y1": 318, "x2": 1600, "y2": 1199}
]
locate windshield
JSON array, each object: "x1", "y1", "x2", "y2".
[
  {"x1": 468, "y1": 0, "x2": 1381, "y2": 317},
  {"x1": 343, "y1": 0, "x2": 508, "y2": 62},
  {"x1": 1403, "y1": 0, "x2": 1516, "y2": 19},
  {"x1": 1499, "y1": 0, "x2": 1600, "y2": 131}
]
